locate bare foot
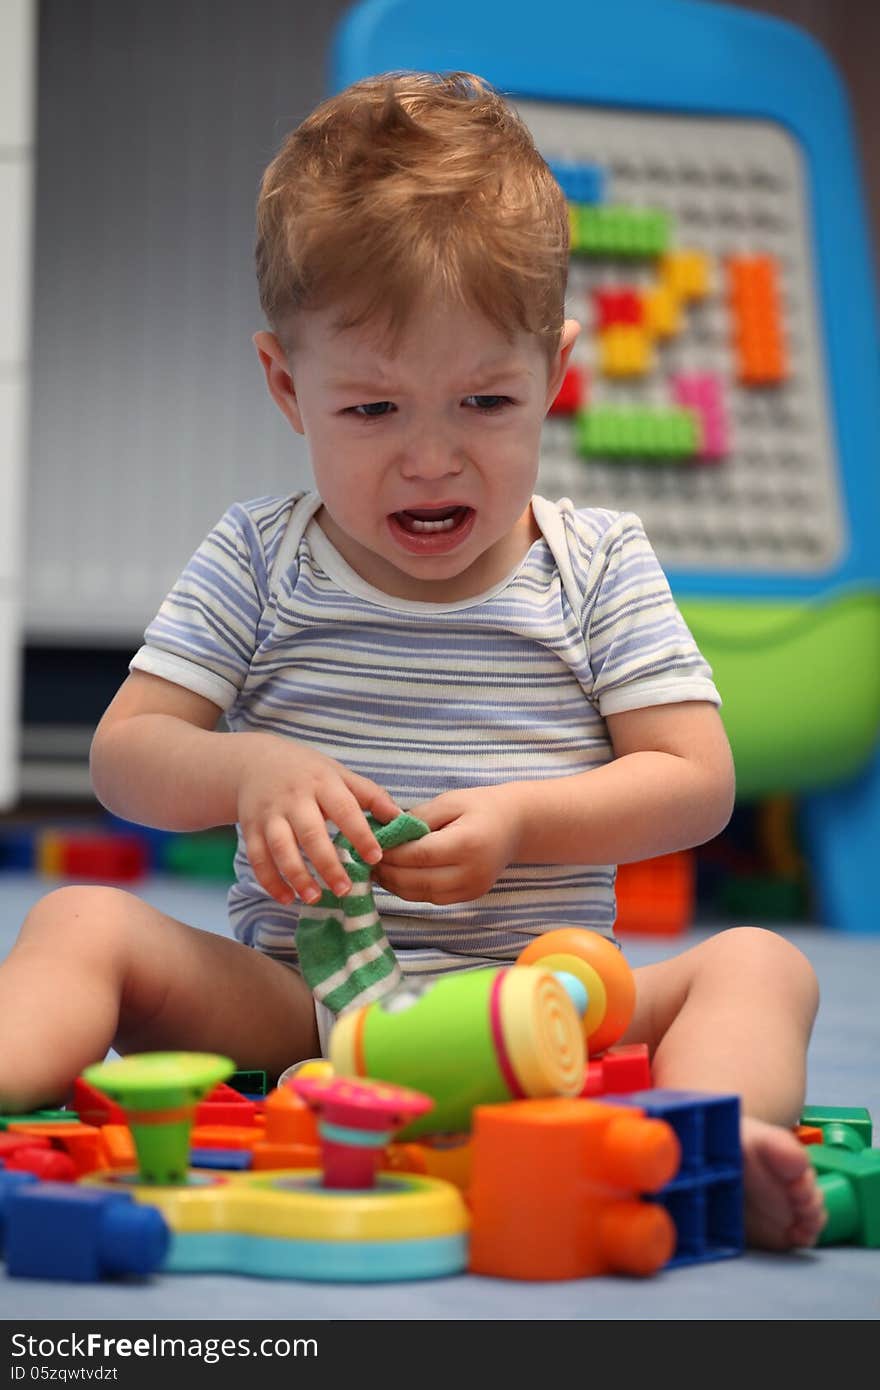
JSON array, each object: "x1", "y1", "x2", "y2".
[{"x1": 741, "y1": 1115, "x2": 827, "y2": 1250}]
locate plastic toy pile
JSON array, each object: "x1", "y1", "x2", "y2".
[{"x1": 0, "y1": 929, "x2": 876, "y2": 1284}]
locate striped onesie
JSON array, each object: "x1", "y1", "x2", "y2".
[{"x1": 130, "y1": 490, "x2": 720, "y2": 995}]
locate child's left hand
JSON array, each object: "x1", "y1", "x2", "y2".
[{"x1": 373, "y1": 785, "x2": 523, "y2": 904}]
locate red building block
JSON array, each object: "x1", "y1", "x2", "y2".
[
  {"x1": 593, "y1": 287, "x2": 644, "y2": 329},
  {"x1": 71, "y1": 1078, "x2": 127, "y2": 1127},
  {"x1": 549, "y1": 364, "x2": 586, "y2": 415},
  {"x1": 195, "y1": 1082, "x2": 261, "y2": 1128},
  {"x1": 583, "y1": 1043, "x2": 652, "y2": 1097},
  {"x1": 39, "y1": 831, "x2": 149, "y2": 884}
]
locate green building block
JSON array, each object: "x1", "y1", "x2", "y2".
[
  {"x1": 809, "y1": 1145, "x2": 880, "y2": 1247},
  {"x1": 801, "y1": 1105, "x2": 872, "y2": 1151},
  {"x1": 229, "y1": 1069, "x2": 268, "y2": 1097},
  {"x1": 161, "y1": 831, "x2": 236, "y2": 880},
  {"x1": 0, "y1": 1109, "x2": 79, "y2": 1130},
  {"x1": 576, "y1": 406, "x2": 700, "y2": 459},
  {"x1": 717, "y1": 874, "x2": 808, "y2": 921},
  {"x1": 570, "y1": 204, "x2": 672, "y2": 257}
]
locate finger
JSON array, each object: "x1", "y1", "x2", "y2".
[
  {"x1": 289, "y1": 805, "x2": 352, "y2": 897},
  {"x1": 373, "y1": 863, "x2": 466, "y2": 905},
  {"x1": 262, "y1": 815, "x2": 322, "y2": 904},
  {"x1": 380, "y1": 822, "x2": 458, "y2": 868},
  {"x1": 403, "y1": 795, "x2": 458, "y2": 830},
  {"x1": 320, "y1": 784, "x2": 385, "y2": 866},
  {"x1": 343, "y1": 771, "x2": 402, "y2": 825},
  {"x1": 244, "y1": 827, "x2": 299, "y2": 906}
]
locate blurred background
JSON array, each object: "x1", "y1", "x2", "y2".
[{"x1": 1, "y1": 0, "x2": 878, "y2": 933}]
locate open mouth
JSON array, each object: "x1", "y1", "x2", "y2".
[
  {"x1": 388, "y1": 505, "x2": 476, "y2": 554},
  {"x1": 392, "y1": 506, "x2": 472, "y2": 534}
]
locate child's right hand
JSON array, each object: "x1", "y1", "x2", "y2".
[{"x1": 235, "y1": 736, "x2": 401, "y2": 906}]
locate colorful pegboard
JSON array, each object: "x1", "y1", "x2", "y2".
[{"x1": 332, "y1": 0, "x2": 880, "y2": 931}]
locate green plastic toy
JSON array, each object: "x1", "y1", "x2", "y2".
[{"x1": 83, "y1": 1051, "x2": 234, "y2": 1184}]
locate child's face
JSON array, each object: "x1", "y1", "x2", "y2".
[{"x1": 255, "y1": 301, "x2": 578, "y2": 601}]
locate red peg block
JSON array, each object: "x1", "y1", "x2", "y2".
[
  {"x1": 549, "y1": 365, "x2": 586, "y2": 415},
  {"x1": 5, "y1": 1146, "x2": 77, "y2": 1182},
  {"x1": 593, "y1": 288, "x2": 644, "y2": 329},
  {"x1": 54, "y1": 833, "x2": 149, "y2": 883},
  {"x1": 71, "y1": 1077, "x2": 127, "y2": 1127},
  {"x1": 195, "y1": 1082, "x2": 260, "y2": 1128},
  {"x1": 582, "y1": 1044, "x2": 652, "y2": 1097}
]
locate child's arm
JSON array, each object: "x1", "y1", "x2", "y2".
[
  {"x1": 374, "y1": 700, "x2": 734, "y2": 904},
  {"x1": 90, "y1": 670, "x2": 400, "y2": 904}
]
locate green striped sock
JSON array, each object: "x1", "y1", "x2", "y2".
[{"x1": 295, "y1": 812, "x2": 429, "y2": 1016}]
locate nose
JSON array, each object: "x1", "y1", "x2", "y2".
[{"x1": 397, "y1": 427, "x2": 464, "y2": 482}]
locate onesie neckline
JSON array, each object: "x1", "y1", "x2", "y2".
[{"x1": 302, "y1": 496, "x2": 553, "y2": 614}]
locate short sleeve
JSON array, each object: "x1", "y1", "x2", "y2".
[
  {"x1": 583, "y1": 512, "x2": 721, "y2": 717},
  {"x1": 129, "y1": 503, "x2": 270, "y2": 711}
]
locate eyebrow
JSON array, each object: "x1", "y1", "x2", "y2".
[{"x1": 327, "y1": 363, "x2": 534, "y2": 393}]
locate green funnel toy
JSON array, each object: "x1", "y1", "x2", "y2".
[{"x1": 83, "y1": 1051, "x2": 234, "y2": 1184}]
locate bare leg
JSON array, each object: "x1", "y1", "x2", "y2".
[
  {"x1": 0, "y1": 885, "x2": 319, "y2": 1114},
  {"x1": 623, "y1": 927, "x2": 826, "y2": 1251}
]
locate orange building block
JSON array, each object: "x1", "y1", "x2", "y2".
[
  {"x1": 189, "y1": 1125, "x2": 260, "y2": 1152},
  {"x1": 727, "y1": 254, "x2": 788, "y2": 385},
  {"x1": 250, "y1": 1084, "x2": 322, "y2": 1170},
  {"x1": 795, "y1": 1124, "x2": 824, "y2": 1146},
  {"x1": 615, "y1": 850, "x2": 695, "y2": 936},
  {"x1": 100, "y1": 1124, "x2": 137, "y2": 1169},
  {"x1": 469, "y1": 1097, "x2": 680, "y2": 1280}
]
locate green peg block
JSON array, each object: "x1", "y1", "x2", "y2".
[
  {"x1": 571, "y1": 205, "x2": 672, "y2": 258},
  {"x1": 229, "y1": 1069, "x2": 268, "y2": 1097},
  {"x1": 83, "y1": 1051, "x2": 234, "y2": 1185},
  {"x1": 576, "y1": 407, "x2": 699, "y2": 460},
  {"x1": 809, "y1": 1146, "x2": 880, "y2": 1247},
  {"x1": 0, "y1": 1109, "x2": 78, "y2": 1130},
  {"x1": 801, "y1": 1105, "x2": 872, "y2": 1150},
  {"x1": 161, "y1": 832, "x2": 236, "y2": 880}
]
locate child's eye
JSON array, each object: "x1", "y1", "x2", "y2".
[
  {"x1": 349, "y1": 401, "x2": 395, "y2": 418},
  {"x1": 463, "y1": 395, "x2": 511, "y2": 412}
]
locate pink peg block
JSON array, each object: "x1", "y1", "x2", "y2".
[
  {"x1": 291, "y1": 1074, "x2": 433, "y2": 1190},
  {"x1": 670, "y1": 373, "x2": 729, "y2": 461}
]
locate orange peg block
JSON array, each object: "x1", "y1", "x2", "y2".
[
  {"x1": 468, "y1": 1097, "x2": 679, "y2": 1280},
  {"x1": 614, "y1": 850, "x2": 695, "y2": 936},
  {"x1": 795, "y1": 1124, "x2": 824, "y2": 1146},
  {"x1": 727, "y1": 254, "x2": 788, "y2": 385},
  {"x1": 100, "y1": 1123, "x2": 137, "y2": 1169},
  {"x1": 189, "y1": 1124, "x2": 260, "y2": 1151},
  {"x1": 250, "y1": 1083, "x2": 322, "y2": 1170},
  {"x1": 413, "y1": 1134, "x2": 473, "y2": 1190}
]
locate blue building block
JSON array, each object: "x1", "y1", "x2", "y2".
[
  {"x1": 3, "y1": 1182, "x2": 170, "y2": 1281},
  {"x1": 0, "y1": 1169, "x2": 38, "y2": 1248},
  {"x1": 546, "y1": 157, "x2": 605, "y2": 204},
  {"x1": 603, "y1": 1089, "x2": 745, "y2": 1266},
  {"x1": 0, "y1": 827, "x2": 37, "y2": 870},
  {"x1": 189, "y1": 1148, "x2": 253, "y2": 1171}
]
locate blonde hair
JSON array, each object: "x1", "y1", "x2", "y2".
[{"x1": 255, "y1": 71, "x2": 569, "y2": 360}]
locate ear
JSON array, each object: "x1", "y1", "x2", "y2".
[
  {"x1": 544, "y1": 318, "x2": 582, "y2": 413},
  {"x1": 252, "y1": 330, "x2": 305, "y2": 434}
]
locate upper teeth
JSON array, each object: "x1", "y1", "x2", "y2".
[{"x1": 409, "y1": 515, "x2": 457, "y2": 532}]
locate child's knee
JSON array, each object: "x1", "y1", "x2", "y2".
[
  {"x1": 712, "y1": 925, "x2": 819, "y2": 1017},
  {"x1": 20, "y1": 884, "x2": 140, "y2": 966}
]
